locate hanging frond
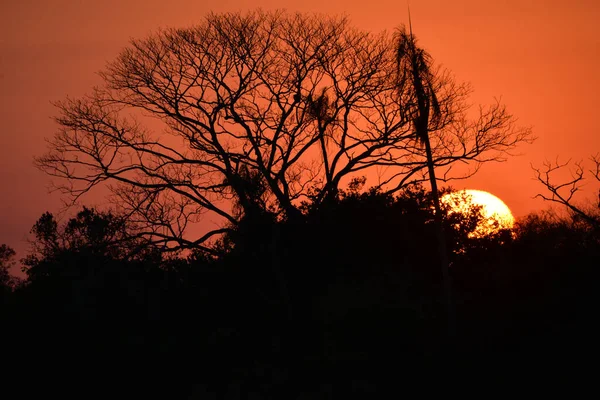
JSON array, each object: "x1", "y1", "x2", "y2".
[{"x1": 393, "y1": 25, "x2": 440, "y2": 145}]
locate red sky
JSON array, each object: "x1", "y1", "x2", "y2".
[{"x1": 1, "y1": 0, "x2": 599, "y2": 268}]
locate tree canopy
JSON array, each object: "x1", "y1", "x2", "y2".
[{"x1": 36, "y1": 10, "x2": 532, "y2": 253}]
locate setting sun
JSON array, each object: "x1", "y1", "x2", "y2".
[{"x1": 441, "y1": 189, "x2": 515, "y2": 237}]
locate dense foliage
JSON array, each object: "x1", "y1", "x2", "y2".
[{"x1": 2, "y1": 186, "x2": 597, "y2": 398}]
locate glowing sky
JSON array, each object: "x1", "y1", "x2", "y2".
[{"x1": 1, "y1": 0, "x2": 599, "y2": 266}]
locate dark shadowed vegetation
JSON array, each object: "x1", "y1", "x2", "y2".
[{"x1": 2, "y1": 184, "x2": 598, "y2": 398}]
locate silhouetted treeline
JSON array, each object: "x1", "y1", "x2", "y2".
[{"x1": 2, "y1": 186, "x2": 598, "y2": 398}]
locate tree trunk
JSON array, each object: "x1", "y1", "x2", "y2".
[{"x1": 422, "y1": 133, "x2": 456, "y2": 340}]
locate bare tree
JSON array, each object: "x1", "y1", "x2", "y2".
[
  {"x1": 533, "y1": 154, "x2": 600, "y2": 228},
  {"x1": 36, "y1": 10, "x2": 532, "y2": 253}
]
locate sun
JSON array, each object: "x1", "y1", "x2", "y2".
[{"x1": 441, "y1": 189, "x2": 515, "y2": 237}]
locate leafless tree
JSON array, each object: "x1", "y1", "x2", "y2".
[
  {"x1": 533, "y1": 154, "x2": 600, "y2": 228},
  {"x1": 36, "y1": 10, "x2": 533, "y2": 253}
]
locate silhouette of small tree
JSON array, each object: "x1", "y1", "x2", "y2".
[
  {"x1": 22, "y1": 207, "x2": 160, "y2": 280},
  {"x1": 533, "y1": 154, "x2": 600, "y2": 229},
  {"x1": 0, "y1": 244, "x2": 18, "y2": 292}
]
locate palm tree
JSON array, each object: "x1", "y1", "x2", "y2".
[{"x1": 394, "y1": 17, "x2": 455, "y2": 338}]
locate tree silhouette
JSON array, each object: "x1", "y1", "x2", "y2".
[
  {"x1": 533, "y1": 154, "x2": 600, "y2": 228},
  {"x1": 22, "y1": 207, "x2": 158, "y2": 277},
  {"x1": 394, "y1": 20, "x2": 456, "y2": 336},
  {"x1": 0, "y1": 244, "x2": 18, "y2": 294},
  {"x1": 36, "y1": 10, "x2": 532, "y2": 252}
]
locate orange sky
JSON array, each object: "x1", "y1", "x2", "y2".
[{"x1": 1, "y1": 0, "x2": 599, "y2": 265}]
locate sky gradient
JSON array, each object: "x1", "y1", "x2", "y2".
[{"x1": 1, "y1": 0, "x2": 599, "y2": 269}]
